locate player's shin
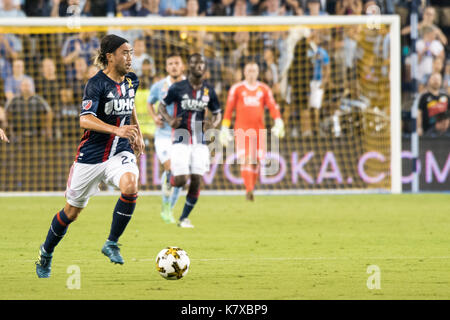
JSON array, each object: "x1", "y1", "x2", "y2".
[
  {"x1": 107, "y1": 193, "x2": 138, "y2": 242},
  {"x1": 170, "y1": 186, "x2": 182, "y2": 209},
  {"x1": 43, "y1": 209, "x2": 73, "y2": 254},
  {"x1": 179, "y1": 189, "x2": 199, "y2": 222},
  {"x1": 240, "y1": 164, "x2": 255, "y2": 192}
]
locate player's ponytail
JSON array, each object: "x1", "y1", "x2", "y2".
[{"x1": 93, "y1": 49, "x2": 108, "y2": 69}]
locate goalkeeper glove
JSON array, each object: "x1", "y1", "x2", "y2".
[
  {"x1": 219, "y1": 125, "x2": 233, "y2": 146},
  {"x1": 271, "y1": 118, "x2": 285, "y2": 138}
]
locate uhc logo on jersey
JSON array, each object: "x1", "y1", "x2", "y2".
[
  {"x1": 181, "y1": 94, "x2": 208, "y2": 111},
  {"x1": 104, "y1": 98, "x2": 135, "y2": 115}
]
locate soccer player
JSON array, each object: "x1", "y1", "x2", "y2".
[
  {"x1": 35, "y1": 34, "x2": 145, "y2": 278},
  {"x1": 147, "y1": 53, "x2": 185, "y2": 223},
  {"x1": 220, "y1": 62, "x2": 285, "y2": 201},
  {"x1": 0, "y1": 128, "x2": 8, "y2": 142},
  {"x1": 158, "y1": 53, "x2": 222, "y2": 228}
]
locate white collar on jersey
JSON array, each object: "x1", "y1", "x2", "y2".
[{"x1": 243, "y1": 80, "x2": 260, "y2": 91}]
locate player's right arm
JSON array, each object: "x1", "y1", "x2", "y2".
[
  {"x1": 147, "y1": 82, "x2": 163, "y2": 127},
  {"x1": 220, "y1": 84, "x2": 238, "y2": 145},
  {"x1": 80, "y1": 79, "x2": 139, "y2": 140},
  {"x1": 80, "y1": 114, "x2": 138, "y2": 140}
]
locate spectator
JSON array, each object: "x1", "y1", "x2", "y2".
[
  {"x1": 415, "y1": 26, "x2": 445, "y2": 93},
  {"x1": 0, "y1": 0, "x2": 26, "y2": 17},
  {"x1": 4, "y1": 77, "x2": 53, "y2": 141},
  {"x1": 83, "y1": 0, "x2": 116, "y2": 16},
  {"x1": 362, "y1": 0, "x2": 380, "y2": 13},
  {"x1": 35, "y1": 58, "x2": 61, "y2": 111},
  {"x1": 0, "y1": 0, "x2": 21, "y2": 10},
  {"x1": 429, "y1": 0, "x2": 450, "y2": 36},
  {"x1": 233, "y1": 0, "x2": 251, "y2": 16},
  {"x1": 335, "y1": 0, "x2": 363, "y2": 15},
  {"x1": 186, "y1": 0, "x2": 200, "y2": 16},
  {"x1": 58, "y1": 0, "x2": 85, "y2": 16},
  {"x1": 417, "y1": 73, "x2": 449, "y2": 136},
  {"x1": 61, "y1": 32, "x2": 100, "y2": 80},
  {"x1": 67, "y1": 57, "x2": 89, "y2": 103},
  {"x1": 137, "y1": 0, "x2": 161, "y2": 16},
  {"x1": 0, "y1": 34, "x2": 22, "y2": 80},
  {"x1": 262, "y1": 0, "x2": 285, "y2": 16},
  {"x1": 305, "y1": 0, "x2": 327, "y2": 15},
  {"x1": 222, "y1": 0, "x2": 258, "y2": 16},
  {"x1": 303, "y1": 30, "x2": 330, "y2": 135},
  {"x1": 117, "y1": 0, "x2": 139, "y2": 16},
  {"x1": 23, "y1": 0, "x2": 60, "y2": 16},
  {"x1": 424, "y1": 111, "x2": 450, "y2": 138},
  {"x1": 401, "y1": 6, "x2": 448, "y2": 46},
  {"x1": 444, "y1": 60, "x2": 450, "y2": 96},
  {"x1": 58, "y1": 88, "x2": 80, "y2": 139},
  {"x1": 159, "y1": 0, "x2": 187, "y2": 16},
  {"x1": 284, "y1": 0, "x2": 303, "y2": 15},
  {"x1": 131, "y1": 38, "x2": 156, "y2": 78},
  {"x1": 263, "y1": 47, "x2": 280, "y2": 94},
  {"x1": 4, "y1": 58, "x2": 35, "y2": 102}
]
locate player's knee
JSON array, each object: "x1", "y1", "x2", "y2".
[
  {"x1": 119, "y1": 172, "x2": 138, "y2": 195},
  {"x1": 64, "y1": 203, "x2": 83, "y2": 221},
  {"x1": 173, "y1": 175, "x2": 187, "y2": 187},
  {"x1": 189, "y1": 175, "x2": 202, "y2": 192}
]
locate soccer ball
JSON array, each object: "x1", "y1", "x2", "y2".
[{"x1": 155, "y1": 247, "x2": 190, "y2": 280}]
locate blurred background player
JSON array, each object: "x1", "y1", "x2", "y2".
[
  {"x1": 220, "y1": 62, "x2": 285, "y2": 201},
  {"x1": 147, "y1": 53, "x2": 185, "y2": 223},
  {"x1": 158, "y1": 53, "x2": 222, "y2": 228},
  {"x1": 35, "y1": 34, "x2": 145, "y2": 278}
]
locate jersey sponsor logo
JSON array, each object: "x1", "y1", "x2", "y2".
[
  {"x1": 243, "y1": 94, "x2": 262, "y2": 107},
  {"x1": 104, "y1": 98, "x2": 135, "y2": 115},
  {"x1": 181, "y1": 97, "x2": 208, "y2": 111},
  {"x1": 82, "y1": 100, "x2": 93, "y2": 110}
]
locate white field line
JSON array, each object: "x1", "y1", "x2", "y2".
[{"x1": 19, "y1": 256, "x2": 450, "y2": 263}]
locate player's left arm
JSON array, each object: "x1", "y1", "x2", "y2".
[
  {"x1": 207, "y1": 86, "x2": 222, "y2": 129},
  {"x1": 130, "y1": 107, "x2": 145, "y2": 156}
]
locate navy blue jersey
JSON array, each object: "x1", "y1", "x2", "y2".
[
  {"x1": 162, "y1": 79, "x2": 221, "y2": 144},
  {"x1": 76, "y1": 70, "x2": 139, "y2": 164}
]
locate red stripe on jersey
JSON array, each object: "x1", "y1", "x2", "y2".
[
  {"x1": 116, "y1": 84, "x2": 122, "y2": 97},
  {"x1": 75, "y1": 130, "x2": 91, "y2": 162},
  {"x1": 187, "y1": 111, "x2": 192, "y2": 144},
  {"x1": 103, "y1": 117, "x2": 121, "y2": 162}
]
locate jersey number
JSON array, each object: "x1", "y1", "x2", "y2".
[{"x1": 121, "y1": 155, "x2": 135, "y2": 165}]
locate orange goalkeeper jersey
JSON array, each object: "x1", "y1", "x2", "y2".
[{"x1": 223, "y1": 81, "x2": 281, "y2": 130}]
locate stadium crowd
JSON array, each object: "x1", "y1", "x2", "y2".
[{"x1": 0, "y1": 0, "x2": 449, "y2": 140}]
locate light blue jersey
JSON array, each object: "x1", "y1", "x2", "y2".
[
  {"x1": 148, "y1": 76, "x2": 176, "y2": 139},
  {"x1": 307, "y1": 46, "x2": 330, "y2": 81}
]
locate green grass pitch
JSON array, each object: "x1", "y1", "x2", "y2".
[{"x1": 0, "y1": 194, "x2": 449, "y2": 300}]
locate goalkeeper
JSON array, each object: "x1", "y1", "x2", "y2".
[{"x1": 220, "y1": 62, "x2": 284, "y2": 201}]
